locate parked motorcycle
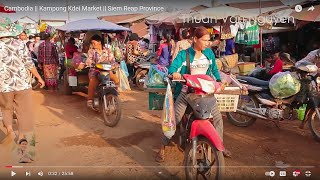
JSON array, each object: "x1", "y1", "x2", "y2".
[
  {"x1": 133, "y1": 53, "x2": 156, "y2": 90},
  {"x1": 168, "y1": 74, "x2": 225, "y2": 180},
  {"x1": 227, "y1": 61, "x2": 320, "y2": 141}
]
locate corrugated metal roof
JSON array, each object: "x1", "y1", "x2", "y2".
[
  {"x1": 116, "y1": 13, "x2": 157, "y2": 24},
  {"x1": 98, "y1": 14, "x2": 143, "y2": 24}
]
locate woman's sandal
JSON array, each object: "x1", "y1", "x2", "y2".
[
  {"x1": 87, "y1": 100, "x2": 94, "y2": 108},
  {"x1": 223, "y1": 149, "x2": 232, "y2": 158},
  {"x1": 155, "y1": 149, "x2": 165, "y2": 163},
  {"x1": 87, "y1": 100, "x2": 99, "y2": 111}
]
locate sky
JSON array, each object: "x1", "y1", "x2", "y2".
[{"x1": 1, "y1": 0, "x2": 212, "y2": 22}]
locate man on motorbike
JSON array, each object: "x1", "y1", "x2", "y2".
[
  {"x1": 155, "y1": 26, "x2": 231, "y2": 162},
  {"x1": 82, "y1": 35, "x2": 119, "y2": 109}
]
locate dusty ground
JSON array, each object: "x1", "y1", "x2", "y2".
[{"x1": 0, "y1": 88, "x2": 320, "y2": 180}]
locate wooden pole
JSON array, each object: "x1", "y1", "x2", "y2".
[{"x1": 259, "y1": 0, "x2": 263, "y2": 66}]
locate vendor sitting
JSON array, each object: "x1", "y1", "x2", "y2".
[
  {"x1": 83, "y1": 34, "x2": 119, "y2": 109},
  {"x1": 251, "y1": 51, "x2": 283, "y2": 81}
]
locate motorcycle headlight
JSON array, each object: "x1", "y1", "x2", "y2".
[
  {"x1": 96, "y1": 64, "x2": 112, "y2": 71},
  {"x1": 100, "y1": 71, "x2": 109, "y2": 76}
]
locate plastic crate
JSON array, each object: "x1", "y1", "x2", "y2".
[
  {"x1": 214, "y1": 94, "x2": 239, "y2": 112},
  {"x1": 149, "y1": 92, "x2": 165, "y2": 110}
]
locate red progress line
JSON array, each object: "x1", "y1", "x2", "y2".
[{"x1": 5, "y1": 166, "x2": 23, "y2": 168}]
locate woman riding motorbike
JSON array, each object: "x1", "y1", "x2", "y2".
[
  {"x1": 83, "y1": 34, "x2": 119, "y2": 109},
  {"x1": 155, "y1": 26, "x2": 232, "y2": 162}
]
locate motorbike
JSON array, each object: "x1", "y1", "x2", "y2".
[
  {"x1": 91, "y1": 63, "x2": 122, "y2": 127},
  {"x1": 132, "y1": 53, "x2": 156, "y2": 90},
  {"x1": 64, "y1": 61, "x2": 121, "y2": 127},
  {"x1": 168, "y1": 74, "x2": 225, "y2": 180},
  {"x1": 227, "y1": 61, "x2": 320, "y2": 142}
]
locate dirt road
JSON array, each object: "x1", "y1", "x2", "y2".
[{"x1": 1, "y1": 89, "x2": 320, "y2": 179}]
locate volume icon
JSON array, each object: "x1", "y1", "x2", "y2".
[{"x1": 38, "y1": 171, "x2": 44, "y2": 176}]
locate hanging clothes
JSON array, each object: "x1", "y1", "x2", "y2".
[
  {"x1": 230, "y1": 24, "x2": 239, "y2": 38},
  {"x1": 149, "y1": 25, "x2": 158, "y2": 44},
  {"x1": 235, "y1": 22, "x2": 247, "y2": 44},
  {"x1": 235, "y1": 29, "x2": 247, "y2": 44},
  {"x1": 221, "y1": 17, "x2": 233, "y2": 40},
  {"x1": 245, "y1": 21, "x2": 259, "y2": 45}
]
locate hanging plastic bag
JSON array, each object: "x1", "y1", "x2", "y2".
[
  {"x1": 117, "y1": 68, "x2": 131, "y2": 91},
  {"x1": 162, "y1": 82, "x2": 176, "y2": 139},
  {"x1": 147, "y1": 65, "x2": 168, "y2": 87},
  {"x1": 269, "y1": 71, "x2": 301, "y2": 99},
  {"x1": 120, "y1": 60, "x2": 129, "y2": 77},
  {"x1": 114, "y1": 47, "x2": 123, "y2": 62}
]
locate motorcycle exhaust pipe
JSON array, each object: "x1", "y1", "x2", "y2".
[{"x1": 236, "y1": 109, "x2": 268, "y2": 120}]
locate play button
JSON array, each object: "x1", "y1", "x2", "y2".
[{"x1": 11, "y1": 171, "x2": 16, "y2": 177}]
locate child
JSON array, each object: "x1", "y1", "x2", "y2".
[{"x1": 17, "y1": 139, "x2": 34, "y2": 163}]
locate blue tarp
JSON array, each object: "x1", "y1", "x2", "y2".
[{"x1": 57, "y1": 19, "x2": 131, "y2": 32}]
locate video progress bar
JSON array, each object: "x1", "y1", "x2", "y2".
[{"x1": 5, "y1": 165, "x2": 317, "y2": 168}]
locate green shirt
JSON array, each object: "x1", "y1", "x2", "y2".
[{"x1": 168, "y1": 46, "x2": 221, "y2": 98}]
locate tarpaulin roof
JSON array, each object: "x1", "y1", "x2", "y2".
[
  {"x1": 291, "y1": 5, "x2": 320, "y2": 22},
  {"x1": 146, "y1": 10, "x2": 194, "y2": 26},
  {"x1": 179, "y1": 6, "x2": 257, "y2": 22},
  {"x1": 56, "y1": 19, "x2": 131, "y2": 32}
]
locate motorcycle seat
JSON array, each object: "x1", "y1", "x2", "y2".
[{"x1": 237, "y1": 76, "x2": 269, "y2": 89}]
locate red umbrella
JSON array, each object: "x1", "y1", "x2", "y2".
[
  {"x1": 291, "y1": 5, "x2": 320, "y2": 22},
  {"x1": 0, "y1": 3, "x2": 16, "y2": 13}
]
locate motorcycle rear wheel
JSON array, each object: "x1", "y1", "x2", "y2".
[
  {"x1": 227, "y1": 95, "x2": 258, "y2": 127},
  {"x1": 184, "y1": 137, "x2": 225, "y2": 180},
  {"x1": 101, "y1": 94, "x2": 121, "y2": 127},
  {"x1": 309, "y1": 108, "x2": 320, "y2": 142}
]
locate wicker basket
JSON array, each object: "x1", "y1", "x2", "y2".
[
  {"x1": 214, "y1": 94, "x2": 239, "y2": 112},
  {"x1": 216, "y1": 54, "x2": 239, "y2": 71},
  {"x1": 223, "y1": 54, "x2": 239, "y2": 68}
]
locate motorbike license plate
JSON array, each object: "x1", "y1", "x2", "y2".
[
  {"x1": 182, "y1": 85, "x2": 188, "y2": 93},
  {"x1": 103, "y1": 81, "x2": 116, "y2": 88}
]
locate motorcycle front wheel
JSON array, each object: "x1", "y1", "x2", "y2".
[
  {"x1": 184, "y1": 137, "x2": 225, "y2": 180},
  {"x1": 227, "y1": 95, "x2": 258, "y2": 127},
  {"x1": 309, "y1": 108, "x2": 320, "y2": 142},
  {"x1": 101, "y1": 94, "x2": 121, "y2": 127}
]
